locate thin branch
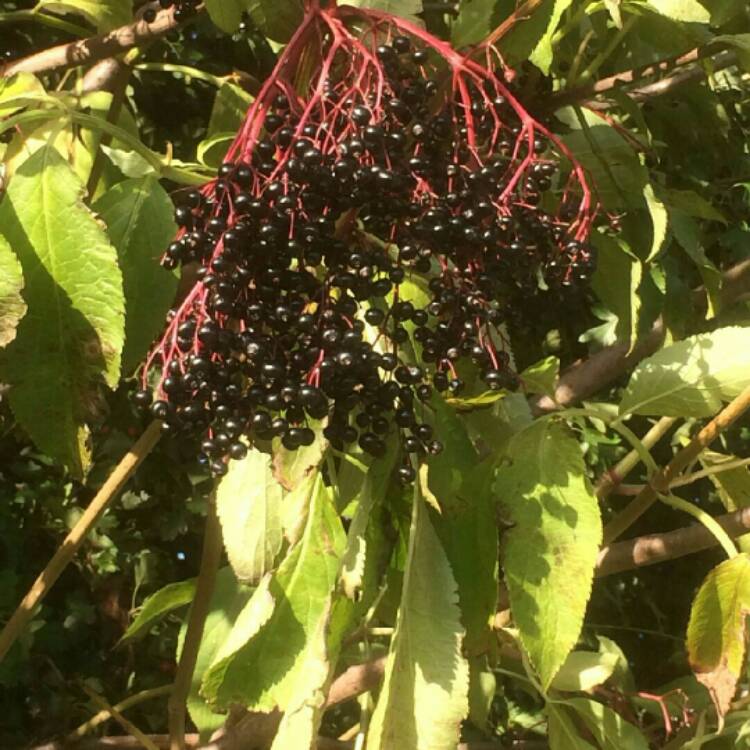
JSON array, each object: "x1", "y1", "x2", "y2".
[
  {"x1": 583, "y1": 49, "x2": 738, "y2": 110},
  {"x1": 533, "y1": 257, "x2": 750, "y2": 415},
  {"x1": 80, "y1": 685, "x2": 159, "y2": 750},
  {"x1": 1, "y1": 6, "x2": 201, "y2": 79},
  {"x1": 0, "y1": 421, "x2": 162, "y2": 664},
  {"x1": 480, "y1": 0, "x2": 546, "y2": 48},
  {"x1": 325, "y1": 656, "x2": 387, "y2": 707},
  {"x1": 67, "y1": 686, "x2": 172, "y2": 742},
  {"x1": 597, "y1": 507, "x2": 750, "y2": 577},
  {"x1": 602, "y1": 384, "x2": 750, "y2": 544},
  {"x1": 595, "y1": 417, "x2": 677, "y2": 499},
  {"x1": 168, "y1": 498, "x2": 223, "y2": 750}
]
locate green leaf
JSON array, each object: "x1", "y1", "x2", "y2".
[
  {"x1": 0, "y1": 233, "x2": 26, "y2": 348},
  {"x1": 273, "y1": 422, "x2": 326, "y2": 490},
  {"x1": 205, "y1": 0, "x2": 245, "y2": 32},
  {"x1": 367, "y1": 488, "x2": 469, "y2": 750},
  {"x1": 687, "y1": 554, "x2": 750, "y2": 716},
  {"x1": 564, "y1": 697, "x2": 650, "y2": 749},
  {"x1": 215, "y1": 446, "x2": 284, "y2": 584},
  {"x1": 256, "y1": 0, "x2": 304, "y2": 42},
  {"x1": 177, "y1": 568, "x2": 254, "y2": 738},
  {"x1": 37, "y1": 0, "x2": 132, "y2": 31},
  {"x1": 94, "y1": 176, "x2": 178, "y2": 373},
  {"x1": 100, "y1": 145, "x2": 156, "y2": 179},
  {"x1": 0, "y1": 146, "x2": 125, "y2": 475},
  {"x1": 202, "y1": 476, "x2": 346, "y2": 711},
  {"x1": 120, "y1": 579, "x2": 197, "y2": 643},
  {"x1": 444, "y1": 390, "x2": 507, "y2": 411},
  {"x1": 671, "y1": 212, "x2": 722, "y2": 318},
  {"x1": 197, "y1": 133, "x2": 235, "y2": 169},
  {"x1": 207, "y1": 83, "x2": 254, "y2": 137},
  {"x1": 520, "y1": 356, "x2": 560, "y2": 398},
  {"x1": 452, "y1": 0, "x2": 498, "y2": 48},
  {"x1": 646, "y1": 0, "x2": 711, "y2": 23},
  {"x1": 0, "y1": 73, "x2": 50, "y2": 116},
  {"x1": 529, "y1": 0, "x2": 574, "y2": 74},
  {"x1": 495, "y1": 420, "x2": 602, "y2": 689},
  {"x1": 548, "y1": 703, "x2": 597, "y2": 750},
  {"x1": 656, "y1": 187, "x2": 727, "y2": 224},
  {"x1": 642, "y1": 182, "x2": 668, "y2": 263},
  {"x1": 556, "y1": 107, "x2": 646, "y2": 210},
  {"x1": 619, "y1": 327, "x2": 750, "y2": 418},
  {"x1": 550, "y1": 649, "x2": 619, "y2": 692},
  {"x1": 340, "y1": 451, "x2": 397, "y2": 600}
]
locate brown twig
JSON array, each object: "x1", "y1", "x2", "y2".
[
  {"x1": 602, "y1": 384, "x2": 750, "y2": 545},
  {"x1": 168, "y1": 498, "x2": 223, "y2": 750},
  {"x1": 597, "y1": 507, "x2": 750, "y2": 577},
  {"x1": 1, "y1": 7, "x2": 199, "y2": 78},
  {"x1": 481, "y1": 0, "x2": 546, "y2": 48},
  {"x1": 534, "y1": 257, "x2": 750, "y2": 415},
  {"x1": 583, "y1": 49, "x2": 738, "y2": 111},
  {"x1": 0, "y1": 421, "x2": 162, "y2": 664}
]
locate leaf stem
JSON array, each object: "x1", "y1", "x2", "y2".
[
  {"x1": 0, "y1": 421, "x2": 162, "y2": 664},
  {"x1": 168, "y1": 497, "x2": 222, "y2": 750},
  {"x1": 659, "y1": 493, "x2": 738, "y2": 559},
  {"x1": 603, "y1": 384, "x2": 750, "y2": 544}
]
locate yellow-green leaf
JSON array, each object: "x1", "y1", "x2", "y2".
[
  {"x1": 495, "y1": 420, "x2": 602, "y2": 689},
  {"x1": 94, "y1": 176, "x2": 178, "y2": 373},
  {"x1": 37, "y1": 0, "x2": 132, "y2": 31},
  {"x1": 0, "y1": 233, "x2": 26, "y2": 348},
  {"x1": 0, "y1": 146, "x2": 125, "y2": 475},
  {"x1": 367, "y1": 488, "x2": 469, "y2": 750},
  {"x1": 215, "y1": 446, "x2": 284, "y2": 584},
  {"x1": 687, "y1": 554, "x2": 750, "y2": 715},
  {"x1": 619, "y1": 327, "x2": 750, "y2": 418}
]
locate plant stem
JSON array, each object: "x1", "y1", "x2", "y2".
[
  {"x1": 81, "y1": 684, "x2": 160, "y2": 750},
  {"x1": 0, "y1": 421, "x2": 162, "y2": 664},
  {"x1": 659, "y1": 493, "x2": 738, "y2": 559},
  {"x1": 67, "y1": 685, "x2": 172, "y2": 741},
  {"x1": 596, "y1": 417, "x2": 677, "y2": 498},
  {"x1": 603, "y1": 384, "x2": 750, "y2": 544},
  {"x1": 167, "y1": 497, "x2": 223, "y2": 750},
  {"x1": 134, "y1": 62, "x2": 229, "y2": 88},
  {"x1": 672, "y1": 456, "x2": 750, "y2": 487}
]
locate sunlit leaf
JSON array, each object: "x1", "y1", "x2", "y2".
[
  {"x1": 495, "y1": 420, "x2": 602, "y2": 689},
  {"x1": 367, "y1": 488, "x2": 469, "y2": 750},
  {"x1": 0, "y1": 146, "x2": 125, "y2": 475},
  {"x1": 687, "y1": 554, "x2": 750, "y2": 715},
  {"x1": 619, "y1": 327, "x2": 750, "y2": 418},
  {"x1": 37, "y1": 0, "x2": 132, "y2": 31},
  {"x1": 0, "y1": 233, "x2": 26, "y2": 348},
  {"x1": 120, "y1": 579, "x2": 197, "y2": 643},
  {"x1": 215, "y1": 446, "x2": 284, "y2": 584}
]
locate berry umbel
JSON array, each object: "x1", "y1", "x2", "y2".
[{"x1": 135, "y1": 0, "x2": 599, "y2": 479}]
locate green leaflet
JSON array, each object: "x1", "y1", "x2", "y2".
[
  {"x1": 94, "y1": 176, "x2": 178, "y2": 374},
  {"x1": 177, "y1": 568, "x2": 254, "y2": 738},
  {"x1": 0, "y1": 146, "x2": 125, "y2": 476},
  {"x1": 529, "y1": 0, "x2": 573, "y2": 75},
  {"x1": 646, "y1": 0, "x2": 710, "y2": 23},
  {"x1": 687, "y1": 554, "x2": 750, "y2": 716},
  {"x1": 562, "y1": 698, "x2": 649, "y2": 749},
  {"x1": 36, "y1": 0, "x2": 132, "y2": 31},
  {"x1": 495, "y1": 420, "x2": 602, "y2": 689},
  {"x1": 347, "y1": 0, "x2": 423, "y2": 24},
  {"x1": 204, "y1": 0, "x2": 246, "y2": 32},
  {"x1": 367, "y1": 485, "x2": 469, "y2": 750},
  {"x1": 120, "y1": 579, "x2": 197, "y2": 644},
  {"x1": 548, "y1": 704, "x2": 597, "y2": 750},
  {"x1": 202, "y1": 476, "x2": 346, "y2": 711},
  {"x1": 208, "y1": 83, "x2": 254, "y2": 136},
  {"x1": 619, "y1": 327, "x2": 750, "y2": 418},
  {"x1": 427, "y1": 394, "x2": 498, "y2": 655},
  {"x1": 520, "y1": 356, "x2": 560, "y2": 399},
  {"x1": 215, "y1": 446, "x2": 284, "y2": 584},
  {"x1": 452, "y1": 0, "x2": 499, "y2": 48},
  {"x1": 0, "y1": 234, "x2": 26, "y2": 348}
]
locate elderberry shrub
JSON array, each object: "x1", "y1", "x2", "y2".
[{"x1": 135, "y1": 27, "x2": 598, "y2": 482}]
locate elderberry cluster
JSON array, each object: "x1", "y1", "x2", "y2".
[{"x1": 135, "y1": 31, "x2": 597, "y2": 480}]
